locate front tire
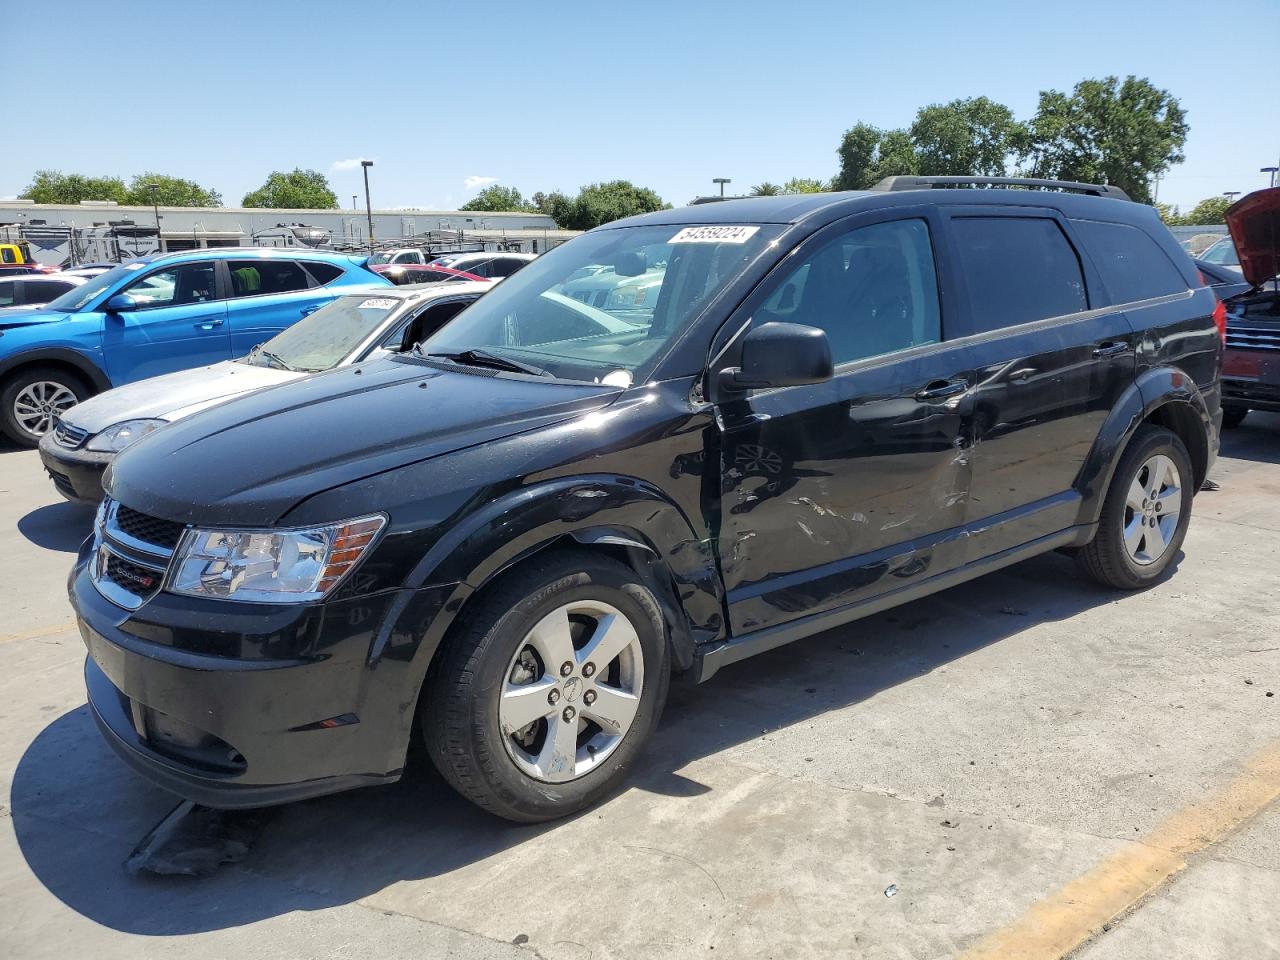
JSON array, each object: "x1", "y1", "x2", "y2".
[
  {"x1": 423, "y1": 551, "x2": 670, "y2": 822},
  {"x1": 1076, "y1": 425, "x2": 1193, "y2": 590},
  {"x1": 1, "y1": 366, "x2": 91, "y2": 447}
]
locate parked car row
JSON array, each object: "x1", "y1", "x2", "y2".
[{"x1": 59, "y1": 176, "x2": 1246, "y2": 825}]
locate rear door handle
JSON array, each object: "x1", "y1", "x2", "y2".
[
  {"x1": 1009, "y1": 367, "x2": 1037, "y2": 382},
  {"x1": 192, "y1": 316, "x2": 225, "y2": 330},
  {"x1": 915, "y1": 379, "x2": 969, "y2": 401},
  {"x1": 1093, "y1": 341, "x2": 1130, "y2": 358}
]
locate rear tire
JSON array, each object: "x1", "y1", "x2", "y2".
[
  {"x1": 1076, "y1": 425, "x2": 1193, "y2": 590},
  {"x1": 1221, "y1": 406, "x2": 1248, "y2": 430},
  {"x1": 0, "y1": 366, "x2": 91, "y2": 447},
  {"x1": 423, "y1": 551, "x2": 670, "y2": 822}
]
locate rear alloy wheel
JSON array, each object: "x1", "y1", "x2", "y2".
[
  {"x1": 424, "y1": 552, "x2": 669, "y2": 822},
  {"x1": 1076, "y1": 425, "x2": 1194, "y2": 589},
  {"x1": 1, "y1": 367, "x2": 91, "y2": 447}
]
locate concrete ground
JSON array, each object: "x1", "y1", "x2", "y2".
[{"x1": 2, "y1": 416, "x2": 1279, "y2": 960}]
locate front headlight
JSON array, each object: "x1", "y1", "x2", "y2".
[
  {"x1": 168, "y1": 514, "x2": 386, "y2": 603},
  {"x1": 86, "y1": 419, "x2": 166, "y2": 452}
]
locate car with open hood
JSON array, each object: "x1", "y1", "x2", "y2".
[
  {"x1": 72, "y1": 176, "x2": 1220, "y2": 823},
  {"x1": 39, "y1": 282, "x2": 493, "y2": 502},
  {"x1": 1213, "y1": 188, "x2": 1280, "y2": 428}
]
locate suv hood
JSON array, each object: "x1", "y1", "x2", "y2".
[
  {"x1": 0, "y1": 309, "x2": 69, "y2": 330},
  {"x1": 106, "y1": 358, "x2": 618, "y2": 526},
  {"x1": 1226, "y1": 187, "x2": 1280, "y2": 288},
  {"x1": 61, "y1": 360, "x2": 298, "y2": 434}
]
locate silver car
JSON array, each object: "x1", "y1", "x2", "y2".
[{"x1": 38, "y1": 282, "x2": 491, "y2": 502}]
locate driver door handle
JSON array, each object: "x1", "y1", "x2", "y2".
[
  {"x1": 192, "y1": 316, "x2": 225, "y2": 330},
  {"x1": 915, "y1": 379, "x2": 969, "y2": 401},
  {"x1": 1093, "y1": 341, "x2": 1130, "y2": 358}
]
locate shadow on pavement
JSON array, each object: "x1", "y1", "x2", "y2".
[
  {"x1": 10, "y1": 549, "x2": 1159, "y2": 935},
  {"x1": 17, "y1": 501, "x2": 95, "y2": 553},
  {"x1": 1219, "y1": 411, "x2": 1280, "y2": 465}
]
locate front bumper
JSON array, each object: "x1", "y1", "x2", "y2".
[
  {"x1": 38, "y1": 432, "x2": 111, "y2": 504},
  {"x1": 72, "y1": 549, "x2": 457, "y2": 808}
]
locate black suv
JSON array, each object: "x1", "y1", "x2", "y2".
[{"x1": 72, "y1": 176, "x2": 1221, "y2": 822}]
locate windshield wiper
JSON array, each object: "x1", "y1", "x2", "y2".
[
  {"x1": 415, "y1": 346, "x2": 550, "y2": 377},
  {"x1": 248, "y1": 343, "x2": 294, "y2": 371}
]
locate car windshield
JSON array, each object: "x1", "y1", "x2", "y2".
[
  {"x1": 243, "y1": 293, "x2": 404, "y2": 372},
  {"x1": 419, "y1": 223, "x2": 780, "y2": 383},
  {"x1": 44, "y1": 263, "x2": 136, "y2": 311},
  {"x1": 1201, "y1": 239, "x2": 1239, "y2": 266}
]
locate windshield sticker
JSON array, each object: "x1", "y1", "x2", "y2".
[
  {"x1": 358, "y1": 298, "x2": 399, "y2": 309},
  {"x1": 668, "y1": 225, "x2": 760, "y2": 245}
]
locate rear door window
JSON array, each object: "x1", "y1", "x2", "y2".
[
  {"x1": 1072, "y1": 220, "x2": 1188, "y2": 303},
  {"x1": 23, "y1": 280, "x2": 73, "y2": 303},
  {"x1": 490, "y1": 257, "x2": 526, "y2": 278},
  {"x1": 228, "y1": 260, "x2": 311, "y2": 297},
  {"x1": 0, "y1": 279, "x2": 15, "y2": 306},
  {"x1": 949, "y1": 216, "x2": 1087, "y2": 336}
]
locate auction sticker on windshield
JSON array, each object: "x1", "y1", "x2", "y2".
[
  {"x1": 669, "y1": 225, "x2": 760, "y2": 244},
  {"x1": 358, "y1": 298, "x2": 399, "y2": 309}
]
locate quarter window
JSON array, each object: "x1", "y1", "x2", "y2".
[
  {"x1": 759, "y1": 218, "x2": 942, "y2": 365},
  {"x1": 127, "y1": 263, "x2": 218, "y2": 308},
  {"x1": 1072, "y1": 220, "x2": 1188, "y2": 303},
  {"x1": 950, "y1": 217, "x2": 1086, "y2": 336},
  {"x1": 228, "y1": 260, "x2": 312, "y2": 297},
  {"x1": 302, "y1": 261, "x2": 343, "y2": 285}
]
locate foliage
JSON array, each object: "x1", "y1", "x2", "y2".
[
  {"x1": 832, "y1": 123, "x2": 919, "y2": 190},
  {"x1": 533, "y1": 190, "x2": 576, "y2": 227},
  {"x1": 552, "y1": 181, "x2": 668, "y2": 230},
  {"x1": 125, "y1": 172, "x2": 221, "y2": 207},
  {"x1": 21, "y1": 170, "x2": 127, "y2": 204},
  {"x1": 1159, "y1": 196, "x2": 1231, "y2": 226},
  {"x1": 460, "y1": 185, "x2": 535, "y2": 212},
  {"x1": 910, "y1": 97, "x2": 1026, "y2": 177},
  {"x1": 781, "y1": 178, "x2": 827, "y2": 194},
  {"x1": 242, "y1": 168, "x2": 339, "y2": 209},
  {"x1": 750, "y1": 182, "x2": 782, "y2": 196},
  {"x1": 1022, "y1": 76, "x2": 1187, "y2": 204}
]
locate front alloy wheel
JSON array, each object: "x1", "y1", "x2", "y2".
[
  {"x1": 1, "y1": 367, "x2": 91, "y2": 447},
  {"x1": 424, "y1": 551, "x2": 670, "y2": 822}
]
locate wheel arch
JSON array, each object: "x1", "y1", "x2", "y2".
[{"x1": 0, "y1": 348, "x2": 110, "y2": 394}]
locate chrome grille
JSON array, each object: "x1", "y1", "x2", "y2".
[
  {"x1": 90, "y1": 499, "x2": 185, "y2": 609},
  {"x1": 53, "y1": 419, "x2": 89, "y2": 449},
  {"x1": 1226, "y1": 325, "x2": 1280, "y2": 352}
]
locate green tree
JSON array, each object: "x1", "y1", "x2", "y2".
[
  {"x1": 125, "y1": 172, "x2": 221, "y2": 207},
  {"x1": 750, "y1": 182, "x2": 782, "y2": 196},
  {"x1": 558, "y1": 181, "x2": 668, "y2": 230},
  {"x1": 782, "y1": 177, "x2": 827, "y2": 194},
  {"x1": 833, "y1": 123, "x2": 918, "y2": 190},
  {"x1": 460, "y1": 184, "x2": 535, "y2": 212},
  {"x1": 1023, "y1": 76, "x2": 1188, "y2": 204},
  {"x1": 533, "y1": 190, "x2": 576, "y2": 227},
  {"x1": 1155, "y1": 202, "x2": 1184, "y2": 225},
  {"x1": 21, "y1": 170, "x2": 127, "y2": 204},
  {"x1": 1180, "y1": 196, "x2": 1231, "y2": 226},
  {"x1": 242, "y1": 168, "x2": 338, "y2": 209},
  {"x1": 910, "y1": 96, "x2": 1025, "y2": 177}
]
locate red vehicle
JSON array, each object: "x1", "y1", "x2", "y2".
[
  {"x1": 1216, "y1": 188, "x2": 1280, "y2": 429},
  {"x1": 370, "y1": 263, "x2": 489, "y2": 286}
]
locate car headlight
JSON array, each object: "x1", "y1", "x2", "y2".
[
  {"x1": 86, "y1": 419, "x2": 166, "y2": 452},
  {"x1": 168, "y1": 514, "x2": 386, "y2": 603}
]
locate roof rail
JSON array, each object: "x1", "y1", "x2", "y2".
[{"x1": 871, "y1": 175, "x2": 1129, "y2": 201}]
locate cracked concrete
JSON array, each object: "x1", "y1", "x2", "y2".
[{"x1": 2, "y1": 415, "x2": 1279, "y2": 959}]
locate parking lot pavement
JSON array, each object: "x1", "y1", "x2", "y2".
[{"x1": 1, "y1": 417, "x2": 1278, "y2": 960}]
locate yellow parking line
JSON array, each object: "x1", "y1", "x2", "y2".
[
  {"x1": 961, "y1": 739, "x2": 1280, "y2": 960},
  {"x1": 0, "y1": 620, "x2": 78, "y2": 646}
]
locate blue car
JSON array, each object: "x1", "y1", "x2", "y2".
[{"x1": 0, "y1": 248, "x2": 389, "y2": 446}]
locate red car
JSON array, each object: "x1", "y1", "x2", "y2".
[
  {"x1": 370, "y1": 263, "x2": 489, "y2": 286},
  {"x1": 1215, "y1": 188, "x2": 1280, "y2": 429}
]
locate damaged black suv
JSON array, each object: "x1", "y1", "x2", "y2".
[{"x1": 73, "y1": 176, "x2": 1221, "y2": 822}]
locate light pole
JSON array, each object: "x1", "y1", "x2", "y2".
[
  {"x1": 361, "y1": 160, "x2": 375, "y2": 254},
  {"x1": 352, "y1": 194, "x2": 358, "y2": 211},
  {"x1": 1223, "y1": 191, "x2": 1241, "y2": 204},
  {"x1": 146, "y1": 183, "x2": 161, "y2": 252},
  {"x1": 1262, "y1": 167, "x2": 1279, "y2": 189},
  {"x1": 712, "y1": 177, "x2": 731, "y2": 198}
]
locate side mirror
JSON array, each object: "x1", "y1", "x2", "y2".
[
  {"x1": 719, "y1": 322, "x2": 833, "y2": 392},
  {"x1": 104, "y1": 293, "x2": 137, "y2": 313}
]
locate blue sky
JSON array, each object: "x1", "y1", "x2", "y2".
[{"x1": 3, "y1": 0, "x2": 1277, "y2": 213}]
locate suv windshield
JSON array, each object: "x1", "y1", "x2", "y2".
[
  {"x1": 44, "y1": 263, "x2": 135, "y2": 311},
  {"x1": 243, "y1": 293, "x2": 403, "y2": 372},
  {"x1": 419, "y1": 223, "x2": 780, "y2": 383}
]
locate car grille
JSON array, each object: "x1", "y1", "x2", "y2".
[
  {"x1": 1226, "y1": 324, "x2": 1280, "y2": 352},
  {"x1": 48, "y1": 469, "x2": 77, "y2": 500},
  {"x1": 52, "y1": 419, "x2": 89, "y2": 449},
  {"x1": 90, "y1": 499, "x2": 187, "y2": 609}
]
